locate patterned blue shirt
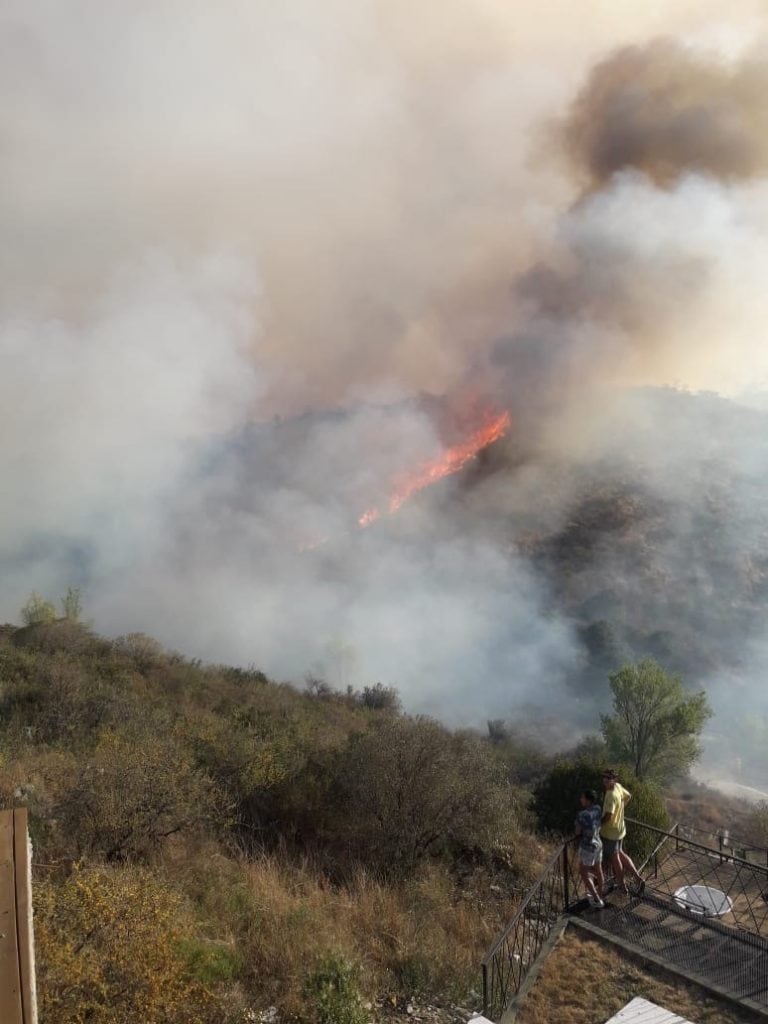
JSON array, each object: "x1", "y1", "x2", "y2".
[{"x1": 576, "y1": 804, "x2": 603, "y2": 850}]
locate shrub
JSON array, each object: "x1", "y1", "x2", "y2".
[
  {"x1": 20, "y1": 592, "x2": 56, "y2": 626},
  {"x1": 112, "y1": 632, "x2": 165, "y2": 672},
  {"x1": 1, "y1": 652, "x2": 127, "y2": 743},
  {"x1": 358, "y1": 683, "x2": 401, "y2": 713},
  {"x1": 304, "y1": 954, "x2": 367, "y2": 1024},
  {"x1": 11, "y1": 620, "x2": 106, "y2": 658},
  {"x1": 327, "y1": 716, "x2": 517, "y2": 875},
  {"x1": 56, "y1": 730, "x2": 216, "y2": 861},
  {"x1": 35, "y1": 866, "x2": 221, "y2": 1024},
  {"x1": 61, "y1": 586, "x2": 83, "y2": 622}
]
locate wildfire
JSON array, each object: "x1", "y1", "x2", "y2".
[{"x1": 358, "y1": 409, "x2": 510, "y2": 528}]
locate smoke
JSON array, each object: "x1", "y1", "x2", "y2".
[
  {"x1": 2, "y1": 0, "x2": 768, "y2": 726},
  {"x1": 483, "y1": 34, "x2": 768, "y2": 441},
  {"x1": 562, "y1": 38, "x2": 768, "y2": 189}
]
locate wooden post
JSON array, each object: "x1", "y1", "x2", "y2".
[
  {"x1": 14, "y1": 809, "x2": 35, "y2": 1024},
  {"x1": 0, "y1": 808, "x2": 36, "y2": 1024}
]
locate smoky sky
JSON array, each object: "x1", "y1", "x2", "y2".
[
  {"x1": 2, "y1": 1, "x2": 768, "y2": 725},
  {"x1": 562, "y1": 38, "x2": 768, "y2": 188}
]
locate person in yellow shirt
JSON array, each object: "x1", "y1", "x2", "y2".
[{"x1": 601, "y1": 768, "x2": 645, "y2": 897}]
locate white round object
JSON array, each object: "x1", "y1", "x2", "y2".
[{"x1": 673, "y1": 884, "x2": 733, "y2": 917}]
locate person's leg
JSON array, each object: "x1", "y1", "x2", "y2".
[
  {"x1": 614, "y1": 847, "x2": 626, "y2": 888},
  {"x1": 620, "y1": 850, "x2": 645, "y2": 891},
  {"x1": 600, "y1": 838, "x2": 617, "y2": 893},
  {"x1": 579, "y1": 863, "x2": 599, "y2": 901},
  {"x1": 602, "y1": 839, "x2": 626, "y2": 897},
  {"x1": 612, "y1": 847, "x2": 627, "y2": 890},
  {"x1": 595, "y1": 855, "x2": 605, "y2": 895}
]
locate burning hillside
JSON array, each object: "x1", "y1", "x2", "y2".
[
  {"x1": 358, "y1": 409, "x2": 510, "y2": 528},
  {"x1": 4, "y1": 1, "x2": 768, "y2": 756}
]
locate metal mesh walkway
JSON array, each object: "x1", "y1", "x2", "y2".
[
  {"x1": 571, "y1": 891, "x2": 768, "y2": 1011},
  {"x1": 482, "y1": 820, "x2": 768, "y2": 1021}
]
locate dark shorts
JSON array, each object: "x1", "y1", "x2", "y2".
[{"x1": 602, "y1": 837, "x2": 623, "y2": 858}]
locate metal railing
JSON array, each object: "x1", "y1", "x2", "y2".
[
  {"x1": 481, "y1": 840, "x2": 577, "y2": 1020},
  {"x1": 634, "y1": 818, "x2": 768, "y2": 938},
  {"x1": 673, "y1": 821, "x2": 768, "y2": 869},
  {"x1": 481, "y1": 818, "x2": 768, "y2": 1020}
]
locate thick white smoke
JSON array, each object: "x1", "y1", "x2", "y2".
[{"x1": 2, "y1": 0, "x2": 768, "y2": 723}]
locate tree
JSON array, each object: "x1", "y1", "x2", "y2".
[
  {"x1": 601, "y1": 660, "x2": 712, "y2": 781},
  {"x1": 20, "y1": 592, "x2": 56, "y2": 626},
  {"x1": 60, "y1": 586, "x2": 82, "y2": 622}
]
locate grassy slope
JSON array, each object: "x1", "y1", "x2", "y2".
[
  {"x1": 514, "y1": 928, "x2": 760, "y2": 1024},
  {"x1": 0, "y1": 622, "x2": 542, "y2": 1023}
]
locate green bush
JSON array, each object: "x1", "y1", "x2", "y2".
[
  {"x1": 531, "y1": 757, "x2": 670, "y2": 864},
  {"x1": 20, "y1": 592, "x2": 57, "y2": 626},
  {"x1": 391, "y1": 952, "x2": 432, "y2": 995},
  {"x1": 304, "y1": 954, "x2": 367, "y2": 1024},
  {"x1": 180, "y1": 940, "x2": 244, "y2": 986}
]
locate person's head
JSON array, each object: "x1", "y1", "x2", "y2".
[
  {"x1": 579, "y1": 789, "x2": 597, "y2": 808},
  {"x1": 602, "y1": 768, "x2": 618, "y2": 789}
]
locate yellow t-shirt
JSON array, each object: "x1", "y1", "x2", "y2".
[{"x1": 601, "y1": 783, "x2": 629, "y2": 840}]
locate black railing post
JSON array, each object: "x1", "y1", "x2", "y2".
[
  {"x1": 562, "y1": 843, "x2": 570, "y2": 911},
  {"x1": 482, "y1": 962, "x2": 488, "y2": 1017},
  {"x1": 675, "y1": 822, "x2": 680, "y2": 851}
]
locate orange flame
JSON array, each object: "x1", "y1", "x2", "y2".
[{"x1": 359, "y1": 409, "x2": 510, "y2": 527}]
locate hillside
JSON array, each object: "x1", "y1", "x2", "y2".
[
  {"x1": 3, "y1": 615, "x2": 767, "y2": 1021},
  {"x1": 0, "y1": 620, "x2": 549, "y2": 1024},
  {"x1": 444, "y1": 388, "x2": 768, "y2": 782}
]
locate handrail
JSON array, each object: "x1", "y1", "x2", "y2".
[
  {"x1": 481, "y1": 837, "x2": 579, "y2": 1019},
  {"x1": 625, "y1": 817, "x2": 768, "y2": 875},
  {"x1": 482, "y1": 818, "x2": 768, "y2": 1020},
  {"x1": 674, "y1": 820, "x2": 768, "y2": 868},
  {"x1": 481, "y1": 839, "x2": 571, "y2": 964},
  {"x1": 637, "y1": 819, "x2": 677, "y2": 874}
]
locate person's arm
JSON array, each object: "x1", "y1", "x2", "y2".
[
  {"x1": 601, "y1": 791, "x2": 615, "y2": 825},
  {"x1": 622, "y1": 785, "x2": 632, "y2": 805}
]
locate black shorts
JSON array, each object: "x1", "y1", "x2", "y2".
[{"x1": 602, "y1": 837, "x2": 623, "y2": 858}]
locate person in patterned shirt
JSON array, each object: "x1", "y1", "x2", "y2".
[{"x1": 575, "y1": 789, "x2": 605, "y2": 908}]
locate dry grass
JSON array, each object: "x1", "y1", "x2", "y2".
[
  {"x1": 162, "y1": 840, "x2": 542, "y2": 1018},
  {"x1": 666, "y1": 780, "x2": 761, "y2": 841},
  {"x1": 514, "y1": 927, "x2": 760, "y2": 1024}
]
